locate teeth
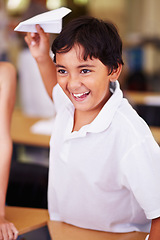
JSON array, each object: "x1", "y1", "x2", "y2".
[{"x1": 73, "y1": 91, "x2": 90, "y2": 98}]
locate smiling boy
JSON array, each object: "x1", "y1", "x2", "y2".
[
  {"x1": 25, "y1": 16, "x2": 160, "y2": 239},
  {"x1": 55, "y1": 44, "x2": 122, "y2": 131}
]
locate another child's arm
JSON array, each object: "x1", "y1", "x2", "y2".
[
  {"x1": 0, "y1": 62, "x2": 18, "y2": 239},
  {"x1": 24, "y1": 25, "x2": 57, "y2": 100}
]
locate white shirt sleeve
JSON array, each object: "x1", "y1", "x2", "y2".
[{"x1": 121, "y1": 135, "x2": 160, "y2": 220}]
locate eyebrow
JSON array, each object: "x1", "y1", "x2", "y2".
[
  {"x1": 55, "y1": 64, "x2": 96, "y2": 68},
  {"x1": 77, "y1": 64, "x2": 95, "y2": 68},
  {"x1": 56, "y1": 64, "x2": 65, "y2": 68}
]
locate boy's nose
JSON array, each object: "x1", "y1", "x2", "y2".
[{"x1": 68, "y1": 75, "x2": 81, "y2": 91}]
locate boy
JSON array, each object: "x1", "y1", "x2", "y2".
[
  {"x1": 25, "y1": 17, "x2": 160, "y2": 239},
  {"x1": 0, "y1": 62, "x2": 18, "y2": 239}
]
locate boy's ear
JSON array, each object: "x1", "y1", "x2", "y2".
[{"x1": 109, "y1": 64, "x2": 122, "y2": 82}]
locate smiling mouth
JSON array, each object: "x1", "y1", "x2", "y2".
[{"x1": 72, "y1": 91, "x2": 90, "y2": 99}]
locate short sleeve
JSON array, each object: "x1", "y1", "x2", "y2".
[{"x1": 121, "y1": 136, "x2": 160, "y2": 219}]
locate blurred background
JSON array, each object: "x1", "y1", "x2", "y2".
[
  {"x1": 1, "y1": 0, "x2": 160, "y2": 209},
  {"x1": 1, "y1": 0, "x2": 160, "y2": 96}
]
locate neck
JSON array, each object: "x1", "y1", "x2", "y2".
[
  {"x1": 72, "y1": 92, "x2": 112, "y2": 132},
  {"x1": 72, "y1": 109, "x2": 100, "y2": 132}
]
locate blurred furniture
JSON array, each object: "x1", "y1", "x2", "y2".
[
  {"x1": 124, "y1": 91, "x2": 160, "y2": 144},
  {"x1": 5, "y1": 206, "x2": 49, "y2": 235},
  {"x1": 48, "y1": 221, "x2": 148, "y2": 240},
  {"x1": 149, "y1": 126, "x2": 160, "y2": 145},
  {"x1": 7, "y1": 108, "x2": 51, "y2": 209},
  {"x1": 6, "y1": 161, "x2": 48, "y2": 209},
  {"x1": 5, "y1": 206, "x2": 148, "y2": 240},
  {"x1": 125, "y1": 90, "x2": 160, "y2": 105},
  {"x1": 125, "y1": 90, "x2": 160, "y2": 128},
  {"x1": 11, "y1": 108, "x2": 50, "y2": 148}
]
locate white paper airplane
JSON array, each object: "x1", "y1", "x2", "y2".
[{"x1": 14, "y1": 7, "x2": 71, "y2": 33}]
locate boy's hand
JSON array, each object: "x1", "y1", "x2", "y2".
[
  {"x1": 24, "y1": 24, "x2": 50, "y2": 62},
  {"x1": 0, "y1": 216, "x2": 18, "y2": 240}
]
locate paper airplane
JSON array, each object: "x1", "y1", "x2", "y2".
[{"x1": 14, "y1": 7, "x2": 71, "y2": 33}]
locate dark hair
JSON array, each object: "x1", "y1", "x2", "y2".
[{"x1": 52, "y1": 16, "x2": 124, "y2": 74}]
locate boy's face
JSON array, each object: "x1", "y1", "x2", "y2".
[{"x1": 55, "y1": 44, "x2": 114, "y2": 116}]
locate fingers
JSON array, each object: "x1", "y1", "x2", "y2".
[
  {"x1": 0, "y1": 222, "x2": 19, "y2": 240},
  {"x1": 35, "y1": 24, "x2": 44, "y2": 35},
  {"x1": 24, "y1": 24, "x2": 50, "y2": 60},
  {"x1": 24, "y1": 24, "x2": 49, "y2": 48},
  {"x1": 35, "y1": 24, "x2": 49, "y2": 39},
  {"x1": 10, "y1": 223, "x2": 19, "y2": 240},
  {"x1": 4, "y1": 224, "x2": 13, "y2": 240},
  {"x1": 24, "y1": 32, "x2": 40, "y2": 47}
]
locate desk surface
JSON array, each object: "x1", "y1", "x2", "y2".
[
  {"x1": 150, "y1": 126, "x2": 160, "y2": 145},
  {"x1": 11, "y1": 108, "x2": 50, "y2": 148},
  {"x1": 48, "y1": 221, "x2": 148, "y2": 240},
  {"x1": 5, "y1": 206, "x2": 148, "y2": 240},
  {"x1": 5, "y1": 206, "x2": 49, "y2": 235},
  {"x1": 125, "y1": 90, "x2": 160, "y2": 105}
]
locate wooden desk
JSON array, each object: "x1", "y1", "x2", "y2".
[
  {"x1": 5, "y1": 206, "x2": 148, "y2": 240},
  {"x1": 11, "y1": 108, "x2": 50, "y2": 148},
  {"x1": 125, "y1": 91, "x2": 160, "y2": 105},
  {"x1": 5, "y1": 206, "x2": 49, "y2": 235},
  {"x1": 150, "y1": 126, "x2": 160, "y2": 145},
  {"x1": 48, "y1": 220, "x2": 148, "y2": 240},
  {"x1": 124, "y1": 91, "x2": 160, "y2": 144}
]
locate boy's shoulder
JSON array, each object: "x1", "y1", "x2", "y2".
[{"x1": 114, "y1": 96, "x2": 152, "y2": 140}]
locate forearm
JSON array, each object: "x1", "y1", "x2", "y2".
[
  {"x1": 0, "y1": 141, "x2": 12, "y2": 216},
  {"x1": 36, "y1": 55, "x2": 57, "y2": 99},
  {"x1": 25, "y1": 25, "x2": 57, "y2": 99},
  {"x1": 148, "y1": 217, "x2": 160, "y2": 240},
  {"x1": 0, "y1": 191, "x2": 6, "y2": 217}
]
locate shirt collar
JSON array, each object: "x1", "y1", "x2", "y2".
[{"x1": 83, "y1": 81, "x2": 123, "y2": 133}]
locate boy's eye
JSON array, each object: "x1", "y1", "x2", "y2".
[
  {"x1": 81, "y1": 69, "x2": 91, "y2": 74},
  {"x1": 57, "y1": 69, "x2": 67, "y2": 74}
]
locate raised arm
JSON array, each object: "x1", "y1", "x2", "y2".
[
  {"x1": 0, "y1": 62, "x2": 18, "y2": 239},
  {"x1": 25, "y1": 25, "x2": 57, "y2": 100}
]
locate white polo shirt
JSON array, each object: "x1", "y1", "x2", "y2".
[{"x1": 48, "y1": 81, "x2": 160, "y2": 233}]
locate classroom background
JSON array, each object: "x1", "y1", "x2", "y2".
[{"x1": 0, "y1": 0, "x2": 160, "y2": 210}]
